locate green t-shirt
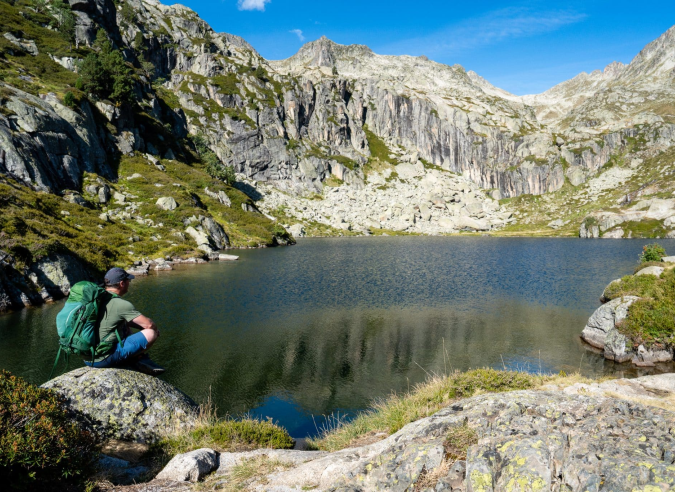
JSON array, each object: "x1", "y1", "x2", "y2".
[{"x1": 96, "y1": 296, "x2": 142, "y2": 361}]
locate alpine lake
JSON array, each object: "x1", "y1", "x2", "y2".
[{"x1": 2, "y1": 237, "x2": 674, "y2": 438}]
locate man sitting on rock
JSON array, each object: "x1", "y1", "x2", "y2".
[{"x1": 86, "y1": 267, "x2": 165, "y2": 375}]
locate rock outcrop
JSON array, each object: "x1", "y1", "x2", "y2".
[
  {"x1": 0, "y1": 252, "x2": 92, "y2": 312},
  {"x1": 581, "y1": 259, "x2": 675, "y2": 366},
  {"x1": 145, "y1": 375, "x2": 675, "y2": 491},
  {"x1": 42, "y1": 367, "x2": 198, "y2": 443},
  {"x1": 580, "y1": 296, "x2": 638, "y2": 355}
]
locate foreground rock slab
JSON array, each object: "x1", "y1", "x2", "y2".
[
  {"x1": 42, "y1": 368, "x2": 198, "y2": 443},
  {"x1": 251, "y1": 385, "x2": 675, "y2": 491}
]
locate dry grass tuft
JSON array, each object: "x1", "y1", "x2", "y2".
[{"x1": 195, "y1": 456, "x2": 293, "y2": 492}]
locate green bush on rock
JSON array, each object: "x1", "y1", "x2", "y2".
[
  {"x1": 640, "y1": 243, "x2": 667, "y2": 263},
  {"x1": 0, "y1": 370, "x2": 99, "y2": 489}
]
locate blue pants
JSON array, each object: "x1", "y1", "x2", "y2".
[{"x1": 85, "y1": 331, "x2": 149, "y2": 368}]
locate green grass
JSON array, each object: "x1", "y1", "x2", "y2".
[
  {"x1": 210, "y1": 73, "x2": 240, "y2": 96},
  {"x1": 443, "y1": 423, "x2": 478, "y2": 461},
  {"x1": 309, "y1": 368, "x2": 543, "y2": 452},
  {"x1": 0, "y1": 147, "x2": 284, "y2": 277},
  {"x1": 622, "y1": 219, "x2": 668, "y2": 238},
  {"x1": 363, "y1": 125, "x2": 397, "y2": 166},
  {"x1": 613, "y1": 267, "x2": 675, "y2": 347},
  {"x1": 603, "y1": 270, "x2": 669, "y2": 301},
  {"x1": 155, "y1": 418, "x2": 294, "y2": 457}
]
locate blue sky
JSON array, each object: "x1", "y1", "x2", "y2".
[{"x1": 175, "y1": 0, "x2": 675, "y2": 95}]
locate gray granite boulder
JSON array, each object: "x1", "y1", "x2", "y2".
[
  {"x1": 156, "y1": 196, "x2": 178, "y2": 211},
  {"x1": 632, "y1": 344, "x2": 674, "y2": 367},
  {"x1": 42, "y1": 367, "x2": 198, "y2": 443},
  {"x1": 603, "y1": 328, "x2": 632, "y2": 362},
  {"x1": 27, "y1": 253, "x2": 91, "y2": 302},
  {"x1": 580, "y1": 296, "x2": 639, "y2": 349},
  {"x1": 156, "y1": 448, "x2": 218, "y2": 482}
]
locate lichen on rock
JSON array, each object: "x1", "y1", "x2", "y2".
[{"x1": 42, "y1": 367, "x2": 198, "y2": 443}]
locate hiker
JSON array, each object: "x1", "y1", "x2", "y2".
[{"x1": 85, "y1": 267, "x2": 165, "y2": 375}]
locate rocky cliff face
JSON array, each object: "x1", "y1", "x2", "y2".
[{"x1": 2, "y1": 0, "x2": 675, "y2": 244}]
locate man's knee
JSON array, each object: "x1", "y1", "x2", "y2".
[{"x1": 141, "y1": 328, "x2": 158, "y2": 345}]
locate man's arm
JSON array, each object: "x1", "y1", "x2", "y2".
[{"x1": 129, "y1": 315, "x2": 158, "y2": 333}]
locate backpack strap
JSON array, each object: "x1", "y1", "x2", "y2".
[{"x1": 48, "y1": 346, "x2": 63, "y2": 380}]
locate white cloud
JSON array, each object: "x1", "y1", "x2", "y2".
[
  {"x1": 238, "y1": 0, "x2": 270, "y2": 12},
  {"x1": 290, "y1": 29, "x2": 305, "y2": 41},
  {"x1": 379, "y1": 8, "x2": 587, "y2": 58}
]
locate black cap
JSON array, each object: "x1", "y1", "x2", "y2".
[{"x1": 104, "y1": 267, "x2": 135, "y2": 284}]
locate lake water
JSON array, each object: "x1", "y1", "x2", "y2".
[{"x1": 1, "y1": 237, "x2": 674, "y2": 437}]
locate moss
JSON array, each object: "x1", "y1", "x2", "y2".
[{"x1": 363, "y1": 125, "x2": 396, "y2": 165}]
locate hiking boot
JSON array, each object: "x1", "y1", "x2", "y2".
[{"x1": 133, "y1": 354, "x2": 165, "y2": 376}]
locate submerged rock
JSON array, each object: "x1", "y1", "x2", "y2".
[{"x1": 42, "y1": 367, "x2": 198, "y2": 443}]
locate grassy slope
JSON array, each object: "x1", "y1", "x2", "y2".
[
  {"x1": 0, "y1": 154, "x2": 281, "y2": 275},
  {"x1": 0, "y1": 0, "x2": 283, "y2": 275},
  {"x1": 496, "y1": 145, "x2": 675, "y2": 238}
]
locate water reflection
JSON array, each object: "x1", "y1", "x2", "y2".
[{"x1": 1, "y1": 237, "x2": 674, "y2": 437}]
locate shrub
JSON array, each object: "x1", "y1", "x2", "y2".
[
  {"x1": 272, "y1": 224, "x2": 291, "y2": 241},
  {"x1": 0, "y1": 370, "x2": 99, "y2": 489},
  {"x1": 640, "y1": 243, "x2": 666, "y2": 263},
  {"x1": 618, "y1": 297, "x2": 675, "y2": 345},
  {"x1": 603, "y1": 273, "x2": 662, "y2": 301},
  {"x1": 63, "y1": 91, "x2": 75, "y2": 108}
]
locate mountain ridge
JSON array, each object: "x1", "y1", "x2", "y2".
[{"x1": 0, "y1": 0, "x2": 673, "y2": 301}]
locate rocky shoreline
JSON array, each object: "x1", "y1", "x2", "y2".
[
  {"x1": 581, "y1": 255, "x2": 675, "y2": 366},
  {"x1": 0, "y1": 231, "x2": 292, "y2": 314},
  {"x1": 41, "y1": 368, "x2": 675, "y2": 491}
]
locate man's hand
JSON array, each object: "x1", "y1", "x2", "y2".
[{"x1": 130, "y1": 315, "x2": 159, "y2": 335}]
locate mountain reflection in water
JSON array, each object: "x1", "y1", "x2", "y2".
[{"x1": 1, "y1": 237, "x2": 673, "y2": 437}]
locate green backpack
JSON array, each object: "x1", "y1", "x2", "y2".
[{"x1": 49, "y1": 281, "x2": 124, "y2": 378}]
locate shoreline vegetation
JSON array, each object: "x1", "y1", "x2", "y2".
[{"x1": 580, "y1": 243, "x2": 675, "y2": 365}]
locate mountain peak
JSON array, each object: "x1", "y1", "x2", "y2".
[{"x1": 285, "y1": 37, "x2": 374, "y2": 67}]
